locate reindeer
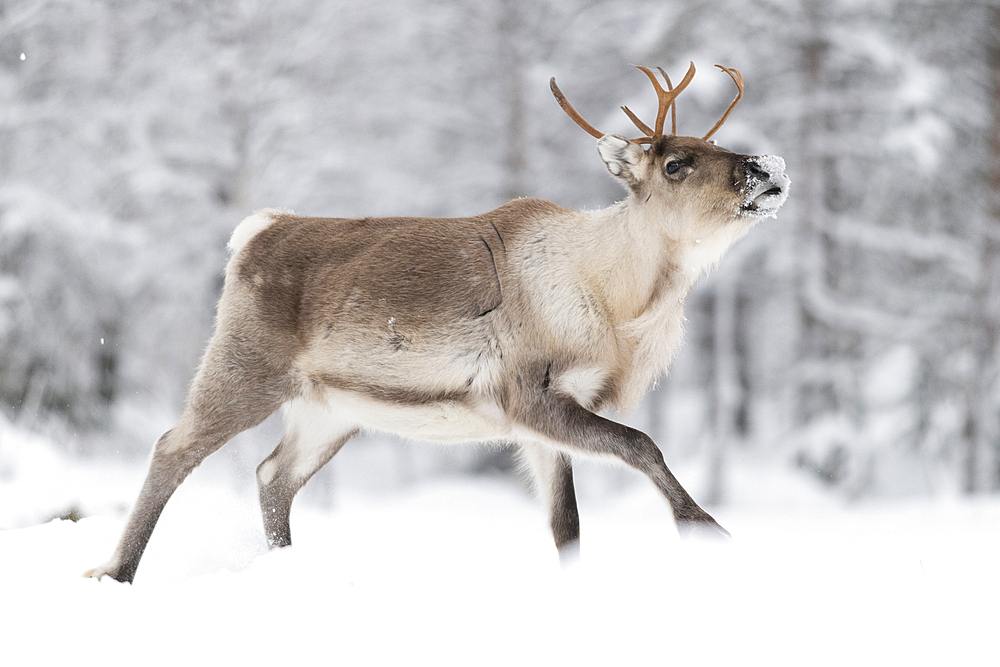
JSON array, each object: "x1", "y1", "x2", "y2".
[{"x1": 86, "y1": 63, "x2": 789, "y2": 583}]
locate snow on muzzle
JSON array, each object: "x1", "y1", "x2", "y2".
[{"x1": 741, "y1": 155, "x2": 790, "y2": 218}]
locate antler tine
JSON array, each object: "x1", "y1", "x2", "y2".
[
  {"x1": 633, "y1": 66, "x2": 667, "y2": 138},
  {"x1": 635, "y1": 62, "x2": 695, "y2": 139},
  {"x1": 657, "y1": 67, "x2": 677, "y2": 136},
  {"x1": 702, "y1": 65, "x2": 744, "y2": 140},
  {"x1": 621, "y1": 65, "x2": 683, "y2": 140},
  {"x1": 620, "y1": 105, "x2": 653, "y2": 136},
  {"x1": 550, "y1": 77, "x2": 605, "y2": 140}
]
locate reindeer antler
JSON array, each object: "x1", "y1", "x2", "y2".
[
  {"x1": 625, "y1": 62, "x2": 695, "y2": 143},
  {"x1": 551, "y1": 62, "x2": 744, "y2": 144},
  {"x1": 658, "y1": 67, "x2": 678, "y2": 136},
  {"x1": 702, "y1": 65, "x2": 743, "y2": 140},
  {"x1": 549, "y1": 77, "x2": 605, "y2": 139},
  {"x1": 621, "y1": 66, "x2": 677, "y2": 138}
]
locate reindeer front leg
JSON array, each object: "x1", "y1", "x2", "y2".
[
  {"x1": 514, "y1": 372, "x2": 729, "y2": 539},
  {"x1": 519, "y1": 443, "x2": 581, "y2": 563}
]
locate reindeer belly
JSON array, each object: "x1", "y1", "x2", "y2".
[
  {"x1": 292, "y1": 316, "x2": 510, "y2": 444},
  {"x1": 287, "y1": 388, "x2": 511, "y2": 445}
]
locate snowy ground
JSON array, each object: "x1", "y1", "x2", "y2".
[{"x1": 2, "y1": 417, "x2": 999, "y2": 666}]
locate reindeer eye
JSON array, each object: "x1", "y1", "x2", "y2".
[{"x1": 665, "y1": 160, "x2": 683, "y2": 175}]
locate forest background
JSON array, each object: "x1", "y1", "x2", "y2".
[{"x1": 3, "y1": 0, "x2": 1000, "y2": 517}]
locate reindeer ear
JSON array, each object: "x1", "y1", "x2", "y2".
[{"x1": 597, "y1": 135, "x2": 646, "y2": 189}]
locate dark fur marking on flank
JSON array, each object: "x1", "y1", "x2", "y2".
[
  {"x1": 314, "y1": 374, "x2": 470, "y2": 406},
  {"x1": 490, "y1": 222, "x2": 506, "y2": 252},
  {"x1": 387, "y1": 331, "x2": 410, "y2": 352},
  {"x1": 479, "y1": 235, "x2": 503, "y2": 316}
]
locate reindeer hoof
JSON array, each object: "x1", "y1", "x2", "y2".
[
  {"x1": 557, "y1": 539, "x2": 581, "y2": 567},
  {"x1": 676, "y1": 517, "x2": 731, "y2": 541},
  {"x1": 83, "y1": 561, "x2": 131, "y2": 583}
]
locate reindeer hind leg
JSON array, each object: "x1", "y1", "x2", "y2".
[
  {"x1": 257, "y1": 398, "x2": 357, "y2": 548},
  {"x1": 85, "y1": 332, "x2": 293, "y2": 583}
]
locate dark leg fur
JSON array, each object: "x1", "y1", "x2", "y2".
[
  {"x1": 549, "y1": 452, "x2": 581, "y2": 563},
  {"x1": 518, "y1": 386, "x2": 729, "y2": 539},
  {"x1": 256, "y1": 429, "x2": 356, "y2": 548}
]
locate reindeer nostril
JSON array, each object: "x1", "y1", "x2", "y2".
[{"x1": 745, "y1": 161, "x2": 769, "y2": 181}]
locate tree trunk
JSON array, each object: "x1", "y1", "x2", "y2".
[
  {"x1": 706, "y1": 270, "x2": 741, "y2": 507},
  {"x1": 498, "y1": 0, "x2": 527, "y2": 201},
  {"x1": 975, "y1": 5, "x2": 1000, "y2": 492}
]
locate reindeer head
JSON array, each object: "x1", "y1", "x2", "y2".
[{"x1": 551, "y1": 63, "x2": 789, "y2": 241}]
